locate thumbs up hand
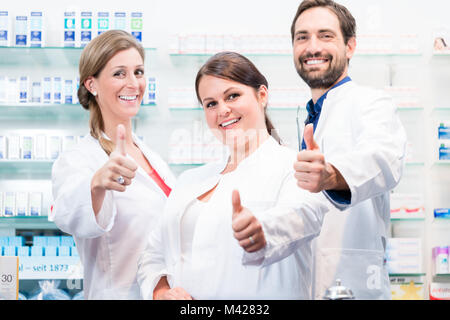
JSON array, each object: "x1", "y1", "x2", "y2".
[
  {"x1": 294, "y1": 123, "x2": 342, "y2": 193},
  {"x1": 91, "y1": 124, "x2": 138, "y2": 193},
  {"x1": 231, "y1": 190, "x2": 266, "y2": 253}
]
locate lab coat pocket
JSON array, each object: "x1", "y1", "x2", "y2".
[{"x1": 316, "y1": 247, "x2": 390, "y2": 300}]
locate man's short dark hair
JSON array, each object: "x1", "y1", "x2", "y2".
[{"x1": 291, "y1": 0, "x2": 356, "y2": 44}]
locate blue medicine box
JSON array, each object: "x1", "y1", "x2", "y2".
[
  {"x1": 46, "y1": 236, "x2": 61, "y2": 246},
  {"x1": 0, "y1": 237, "x2": 9, "y2": 246},
  {"x1": 58, "y1": 246, "x2": 71, "y2": 257},
  {"x1": 8, "y1": 236, "x2": 24, "y2": 246},
  {"x1": 439, "y1": 143, "x2": 450, "y2": 160},
  {"x1": 3, "y1": 246, "x2": 16, "y2": 256},
  {"x1": 33, "y1": 236, "x2": 47, "y2": 246},
  {"x1": 438, "y1": 124, "x2": 450, "y2": 140},
  {"x1": 71, "y1": 246, "x2": 79, "y2": 257},
  {"x1": 434, "y1": 208, "x2": 450, "y2": 219},
  {"x1": 45, "y1": 246, "x2": 58, "y2": 256},
  {"x1": 60, "y1": 236, "x2": 75, "y2": 247},
  {"x1": 17, "y1": 246, "x2": 30, "y2": 256},
  {"x1": 31, "y1": 246, "x2": 44, "y2": 257}
]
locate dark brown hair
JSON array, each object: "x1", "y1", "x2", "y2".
[
  {"x1": 290, "y1": 0, "x2": 356, "y2": 45},
  {"x1": 78, "y1": 30, "x2": 145, "y2": 155},
  {"x1": 195, "y1": 51, "x2": 281, "y2": 144}
]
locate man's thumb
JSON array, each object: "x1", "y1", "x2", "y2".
[
  {"x1": 115, "y1": 124, "x2": 127, "y2": 156},
  {"x1": 304, "y1": 123, "x2": 319, "y2": 150},
  {"x1": 232, "y1": 190, "x2": 243, "y2": 217}
]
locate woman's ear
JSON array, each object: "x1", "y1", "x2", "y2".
[
  {"x1": 258, "y1": 85, "x2": 269, "y2": 109},
  {"x1": 84, "y1": 76, "x2": 97, "y2": 96}
]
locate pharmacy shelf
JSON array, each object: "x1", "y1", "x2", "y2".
[
  {"x1": 0, "y1": 216, "x2": 57, "y2": 230},
  {"x1": 390, "y1": 217, "x2": 426, "y2": 222},
  {"x1": 0, "y1": 104, "x2": 157, "y2": 120},
  {"x1": 0, "y1": 160, "x2": 54, "y2": 174},
  {"x1": 433, "y1": 160, "x2": 450, "y2": 166},
  {"x1": 0, "y1": 46, "x2": 157, "y2": 67},
  {"x1": 389, "y1": 273, "x2": 426, "y2": 277},
  {"x1": 0, "y1": 104, "x2": 88, "y2": 120}
]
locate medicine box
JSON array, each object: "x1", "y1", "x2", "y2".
[
  {"x1": 434, "y1": 208, "x2": 450, "y2": 219},
  {"x1": 30, "y1": 246, "x2": 44, "y2": 257},
  {"x1": 17, "y1": 246, "x2": 29, "y2": 257}
]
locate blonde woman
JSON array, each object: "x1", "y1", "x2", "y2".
[{"x1": 51, "y1": 30, "x2": 175, "y2": 299}]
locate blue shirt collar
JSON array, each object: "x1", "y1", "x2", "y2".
[{"x1": 306, "y1": 76, "x2": 352, "y2": 116}]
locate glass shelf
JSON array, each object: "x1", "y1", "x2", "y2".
[
  {"x1": 0, "y1": 160, "x2": 54, "y2": 173},
  {"x1": 0, "y1": 104, "x2": 88, "y2": 120},
  {"x1": 0, "y1": 46, "x2": 156, "y2": 67},
  {"x1": 389, "y1": 273, "x2": 426, "y2": 277},
  {"x1": 433, "y1": 160, "x2": 450, "y2": 166},
  {"x1": 405, "y1": 161, "x2": 425, "y2": 167},
  {"x1": 0, "y1": 216, "x2": 57, "y2": 230},
  {"x1": 390, "y1": 217, "x2": 425, "y2": 222},
  {"x1": 434, "y1": 273, "x2": 450, "y2": 277}
]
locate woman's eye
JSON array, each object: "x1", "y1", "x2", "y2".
[
  {"x1": 135, "y1": 69, "x2": 144, "y2": 76},
  {"x1": 228, "y1": 93, "x2": 239, "y2": 101},
  {"x1": 114, "y1": 70, "x2": 125, "y2": 77},
  {"x1": 206, "y1": 101, "x2": 217, "y2": 108}
]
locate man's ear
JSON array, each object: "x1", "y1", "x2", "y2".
[{"x1": 346, "y1": 36, "x2": 356, "y2": 60}]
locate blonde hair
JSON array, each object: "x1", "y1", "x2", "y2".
[{"x1": 78, "y1": 30, "x2": 145, "y2": 155}]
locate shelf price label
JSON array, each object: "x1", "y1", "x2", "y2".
[
  {"x1": 18, "y1": 257, "x2": 83, "y2": 280},
  {"x1": 0, "y1": 256, "x2": 19, "y2": 300}
]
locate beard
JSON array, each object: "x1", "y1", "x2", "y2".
[{"x1": 295, "y1": 52, "x2": 347, "y2": 89}]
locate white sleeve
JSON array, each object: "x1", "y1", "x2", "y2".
[
  {"x1": 50, "y1": 148, "x2": 117, "y2": 238},
  {"x1": 137, "y1": 215, "x2": 170, "y2": 300},
  {"x1": 242, "y1": 172, "x2": 329, "y2": 267},
  {"x1": 327, "y1": 92, "x2": 407, "y2": 209}
]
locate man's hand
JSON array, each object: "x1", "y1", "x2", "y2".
[
  {"x1": 231, "y1": 190, "x2": 266, "y2": 252},
  {"x1": 294, "y1": 124, "x2": 347, "y2": 192}
]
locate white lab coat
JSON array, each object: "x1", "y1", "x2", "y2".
[
  {"x1": 137, "y1": 136, "x2": 329, "y2": 300},
  {"x1": 253, "y1": 81, "x2": 407, "y2": 299},
  {"x1": 51, "y1": 133, "x2": 176, "y2": 300}
]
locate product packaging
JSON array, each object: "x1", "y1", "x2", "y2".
[
  {"x1": 439, "y1": 142, "x2": 450, "y2": 160},
  {"x1": 7, "y1": 135, "x2": 20, "y2": 159},
  {"x1": 438, "y1": 123, "x2": 450, "y2": 140},
  {"x1": 430, "y1": 282, "x2": 450, "y2": 300},
  {"x1": 432, "y1": 246, "x2": 449, "y2": 274},
  {"x1": 434, "y1": 208, "x2": 450, "y2": 218},
  {"x1": 0, "y1": 11, "x2": 11, "y2": 46},
  {"x1": 34, "y1": 134, "x2": 46, "y2": 160},
  {"x1": 31, "y1": 81, "x2": 42, "y2": 103},
  {"x1": 63, "y1": 11, "x2": 76, "y2": 47},
  {"x1": 0, "y1": 192, "x2": 3, "y2": 217},
  {"x1": 52, "y1": 77, "x2": 62, "y2": 104},
  {"x1": 3, "y1": 191, "x2": 16, "y2": 216},
  {"x1": 15, "y1": 192, "x2": 28, "y2": 216},
  {"x1": 145, "y1": 77, "x2": 156, "y2": 105},
  {"x1": 29, "y1": 280, "x2": 71, "y2": 300},
  {"x1": 130, "y1": 12, "x2": 143, "y2": 42},
  {"x1": 96, "y1": 11, "x2": 110, "y2": 35},
  {"x1": 62, "y1": 136, "x2": 76, "y2": 151},
  {"x1": 80, "y1": 11, "x2": 92, "y2": 47},
  {"x1": 17, "y1": 246, "x2": 29, "y2": 256},
  {"x1": 0, "y1": 76, "x2": 8, "y2": 103},
  {"x1": 29, "y1": 192, "x2": 42, "y2": 216},
  {"x1": 42, "y1": 77, "x2": 52, "y2": 104},
  {"x1": 0, "y1": 135, "x2": 6, "y2": 159},
  {"x1": 21, "y1": 136, "x2": 33, "y2": 159},
  {"x1": 19, "y1": 76, "x2": 29, "y2": 103},
  {"x1": 64, "y1": 79, "x2": 73, "y2": 104},
  {"x1": 7, "y1": 78, "x2": 18, "y2": 104},
  {"x1": 29, "y1": 11, "x2": 43, "y2": 47},
  {"x1": 48, "y1": 136, "x2": 61, "y2": 159},
  {"x1": 14, "y1": 15, "x2": 28, "y2": 46},
  {"x1": 30, "y1": 246, "x2": 44, "y2": 256},
  {"x1": 113, "y1": 11, "x2": 127, "y2": 31}
]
